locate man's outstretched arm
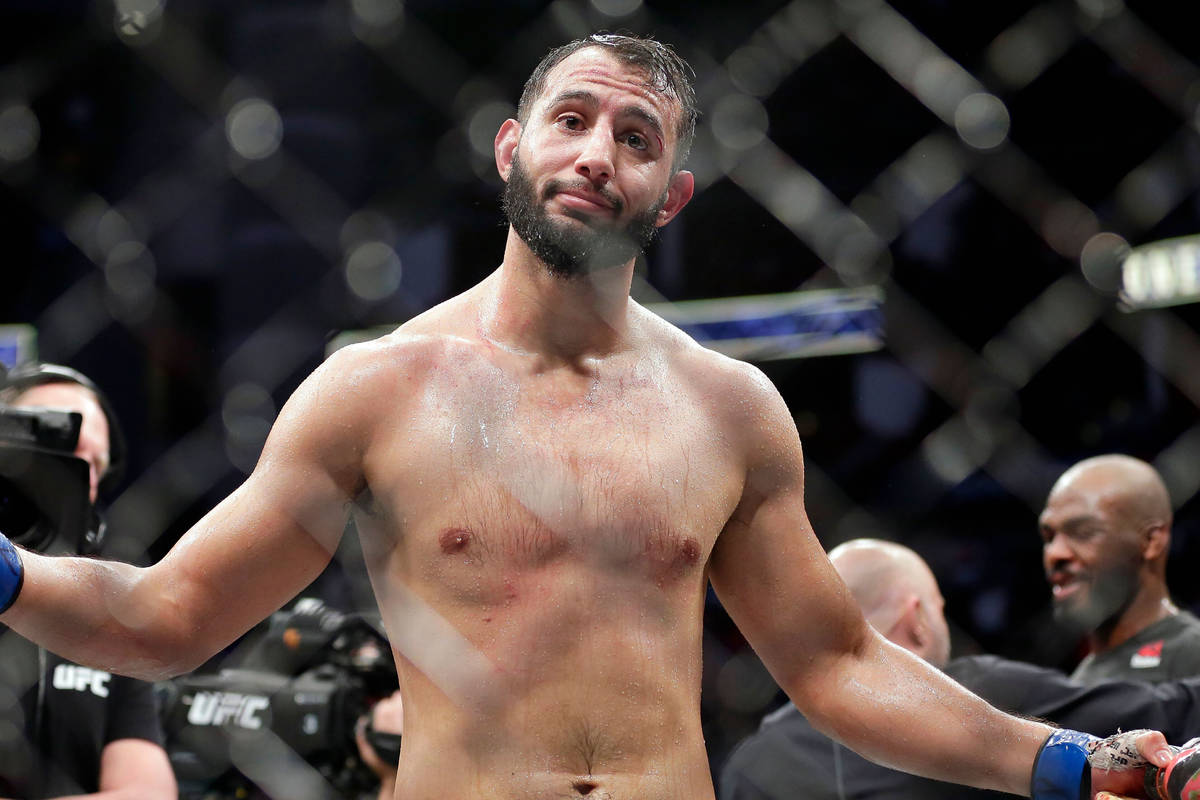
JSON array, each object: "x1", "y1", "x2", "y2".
[
  {"x1": 0, "y1": 343, "x2": 379, "y2": 680},
  {"x1": 707, "y1": 362, "x2": 1170, "y2": 797}
]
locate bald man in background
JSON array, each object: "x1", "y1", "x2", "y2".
[
  {"x1": 1041, "y1": 455, "x2": 1200, "y2": 684},
  {"x1": 719, "y1": 539, "x2": 1200, "y2": 800}
]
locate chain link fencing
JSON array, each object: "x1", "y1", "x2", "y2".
[{"x1": 3, "y1": 0, "x2": 1200, "y2": 792}]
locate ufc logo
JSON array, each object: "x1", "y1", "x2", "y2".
[
  {"x1": 52, "y1": 664, "x2": 111, "y2": 698},
  {"x1": 186, "y1": 691, "x2": 270, "y2": 730}
]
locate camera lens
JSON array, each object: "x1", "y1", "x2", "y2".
[{"x1": 0, "y1": 476, "x2": 53, "y2": 551}]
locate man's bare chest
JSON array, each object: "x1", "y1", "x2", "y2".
[{"x1": 363, "y1": 371, "x2": 741, "y2": 584}]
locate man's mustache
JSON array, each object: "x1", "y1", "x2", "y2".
[{"x1": 542, "y1": 179, "x2": 624, "y2": 215}]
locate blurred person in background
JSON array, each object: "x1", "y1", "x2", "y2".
[
  {"x1": 1041, "y1": 454, "x2": 1200, "y2": 683},
  {"x1": 0, "y1": 34, "x2": 1178, "y2": 800},
  {"x1": 356, "y1": 690, "x2": 404, "y2": 800},
  {"x1": 0, "y1": 363, "x2": 176, "y2": 799},
  {"x1": 720, "y1": 538, "x2": 1200, "y2": 800}
]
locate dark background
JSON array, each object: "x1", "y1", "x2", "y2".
[{"x1": 3, "y1": 0, "x2": 1200, "y2": 777}]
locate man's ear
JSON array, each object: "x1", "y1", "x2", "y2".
[
  {"x1": 883, "y1": 595, "x2": 923, "y2": 653},
  {"x1": 495, "y1": 119, "x2": 521, "y2": 182},
  {"x1": 1143, "y1": 521, "x2": 1171, "y2": 561},
  {"x1": 654, "y1": 169, "x2": 695, "y2": 228}
]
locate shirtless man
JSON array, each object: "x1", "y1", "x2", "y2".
[{"x1": 0, "y1": 34, "x2": 1176, "y2": 800}]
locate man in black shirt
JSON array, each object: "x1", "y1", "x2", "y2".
[
  {"x1": 719, "y1": 539, "x2": 1200, "y2": 800},
  {"x1": 1040, "y1": 455, "x2": 1200, "y2": 684},
  {"x1": 0, "y1": 363, "x2": 176, "y2": 799}
]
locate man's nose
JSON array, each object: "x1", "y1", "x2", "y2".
[
  {"x1": 1043, "y1": 532, "x2": 1074, "y2": 568},
  {"x1": 575, "y1": 129, "x2": 614, "y2": 183}
]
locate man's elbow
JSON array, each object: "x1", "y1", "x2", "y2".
[
  {"x1": 114, "y1": 633, "x2": 207, "y2": 681},
  {"x1": 110, "y1": 585, "x2": 217, "y2": 679},
  {"x1": 143, "y1": 564, "x2": 263, "y2": 678}
]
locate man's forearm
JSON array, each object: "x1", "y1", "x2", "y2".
[
  {"x1": 788, "y1": 630, "x2": 1051, "y2": 796},
  {"x1": 0, "y1": 540, "x2": 188, "y2": 680}
]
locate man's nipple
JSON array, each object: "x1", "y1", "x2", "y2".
[{"x1": 439, "y1": 528, "x2": 473, "y2": 554}]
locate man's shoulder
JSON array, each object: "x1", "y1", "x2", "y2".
[
  {"x1": 946, "y1": 652, "x2": 1059, "y2": 677},
  {"x1": 1169, "y1": 610, "x2": 1200, "y2": 635},
  {"x1": 720, "y1": 702, "x2": 838, "y2": 800},
  {"x1": 1157, "y1": 611, "x2": 1200, "y2": 662},
  {"x1": 1073, "y1": 612, "x2": 1200, "y2": 682},
  {"x1": 1127, "y1": 611, "x2": 1200, "y2": 651},
  {"x1": 947, "y1": 654, "x2": 1081, "y2": 709},
  {"x1": 287, "y1": 326, "x2": 486, "y2": 448},
  {"x1": 748, "y1": 701, "x2": 828, "y2": 745},
  {"x1": 723, "y1": 702, "x2": 826, "y2": 771},
  {"x1": 636, "y1": 305, "x2": 785, "y2": 409},
  {"x1": 322, "y1": 323, "x2": 483, "y2": 391},
  {"x1": 760, "y1": 700, "x2": 805, "y2": 729}
]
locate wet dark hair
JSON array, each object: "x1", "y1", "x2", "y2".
[
  {"x1": 0, "y1": 362, "x2": 128, "y2": 495},
  {"x1": 517, "y1": 33, "x2": 698, "y2": 170}
]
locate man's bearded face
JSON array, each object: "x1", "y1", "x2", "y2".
[
  {"x1": 502, "y1": 150, "x2": 665, "y2": 279},
  {"x1": 1050, "y1": 554, "x2": 1140, "y2": 634}
]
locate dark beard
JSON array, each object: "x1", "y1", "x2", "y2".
[
  {"x1": 502, "y1": 151, "x2": 664, "y2": 278},
  {"x1": 1052, "y1": 567, "x2": 1139, "y2": 635}
]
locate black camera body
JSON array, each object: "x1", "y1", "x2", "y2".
[
  {"x1": 159, "y1": 598, "x2": 399, "y2": 799},
  {"x1": 0, "y1": 405, "x2": 93, "y2": 556}
]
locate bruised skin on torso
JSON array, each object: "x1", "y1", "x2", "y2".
[{"x1": 348, "y1": 307, "x2": 746, "y2": 798}]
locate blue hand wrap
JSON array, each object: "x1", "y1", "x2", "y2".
[
  {"x1": 0, "y1": 531, "x2": 24, "y2": 614},
  {"x1": 1032, "y1": 729, "x2": 1100, "y2": 800}
]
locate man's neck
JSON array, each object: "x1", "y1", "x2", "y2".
[
  {"x1": 482, "y1": 229, "x2": 637, "y2": 363},
  {"x1": 1090, "y1": 587, "x2": 1178, "y2": 653}
]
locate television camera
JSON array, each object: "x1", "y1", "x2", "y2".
[
  {"x1": 0, "y1": 403, "x2": 92, "y2": 557},
  {"x1": 159, "y1": 597, "x2": 400, "y2": 800},
  {"x1": 0, "y1": 360, "x2": 127, "y2": 556}
]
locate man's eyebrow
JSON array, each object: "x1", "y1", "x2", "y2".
[
  {"x1": 618, "y1": 104, "x2": 665, "y2": 143},
  {"x1": 1045, "y1": 515, "x2": 1102, "y2": 532},
  {"x1": 549, "y1": 89, "x2": 600, "y2": 109}
]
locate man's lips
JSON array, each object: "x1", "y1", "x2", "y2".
[
  {"x1": 554, "y1": 190, "x2": 615, "y2": 214},
  {"x1": 1052, "y1": 583, "x2": 1081, "y2": 600},
  {"x1": 1049, "y1": 574, "x2": 1086, "y2": 600}
]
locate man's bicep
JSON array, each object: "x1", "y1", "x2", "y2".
[
  {"x1": 151, "y1": 471, "x2": 349, "y2": 655},
  {"x1": 708, "y1": 386, "x2": 867, "y2": 692},
  {"x1": 147, "y1": 357, "x2": 368, "y2": 660},
  {"x1": 705, "y1": 361, "x2": 870, "y2": 697},
  {"x1": 711, "y1": 487, "x2": 866, "y2": 689}
]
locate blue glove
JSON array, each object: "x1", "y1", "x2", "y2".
[
  {"x1": 0, "y1": 530, "x2": 25, "y2": 613},
  {"x1": 1032, "y1": 729, "x2": 1100, "y2": 800}
]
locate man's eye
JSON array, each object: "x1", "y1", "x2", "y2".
[
  {"x1": 623, "y1": 132, "x2": 648, "y2": 150},
  {"x1": 558, "y1": 116, "x2": 583, "y2": 130},
  {"x1": 1060, "y1": 528, "x2": 1098, "y2": 543}
]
